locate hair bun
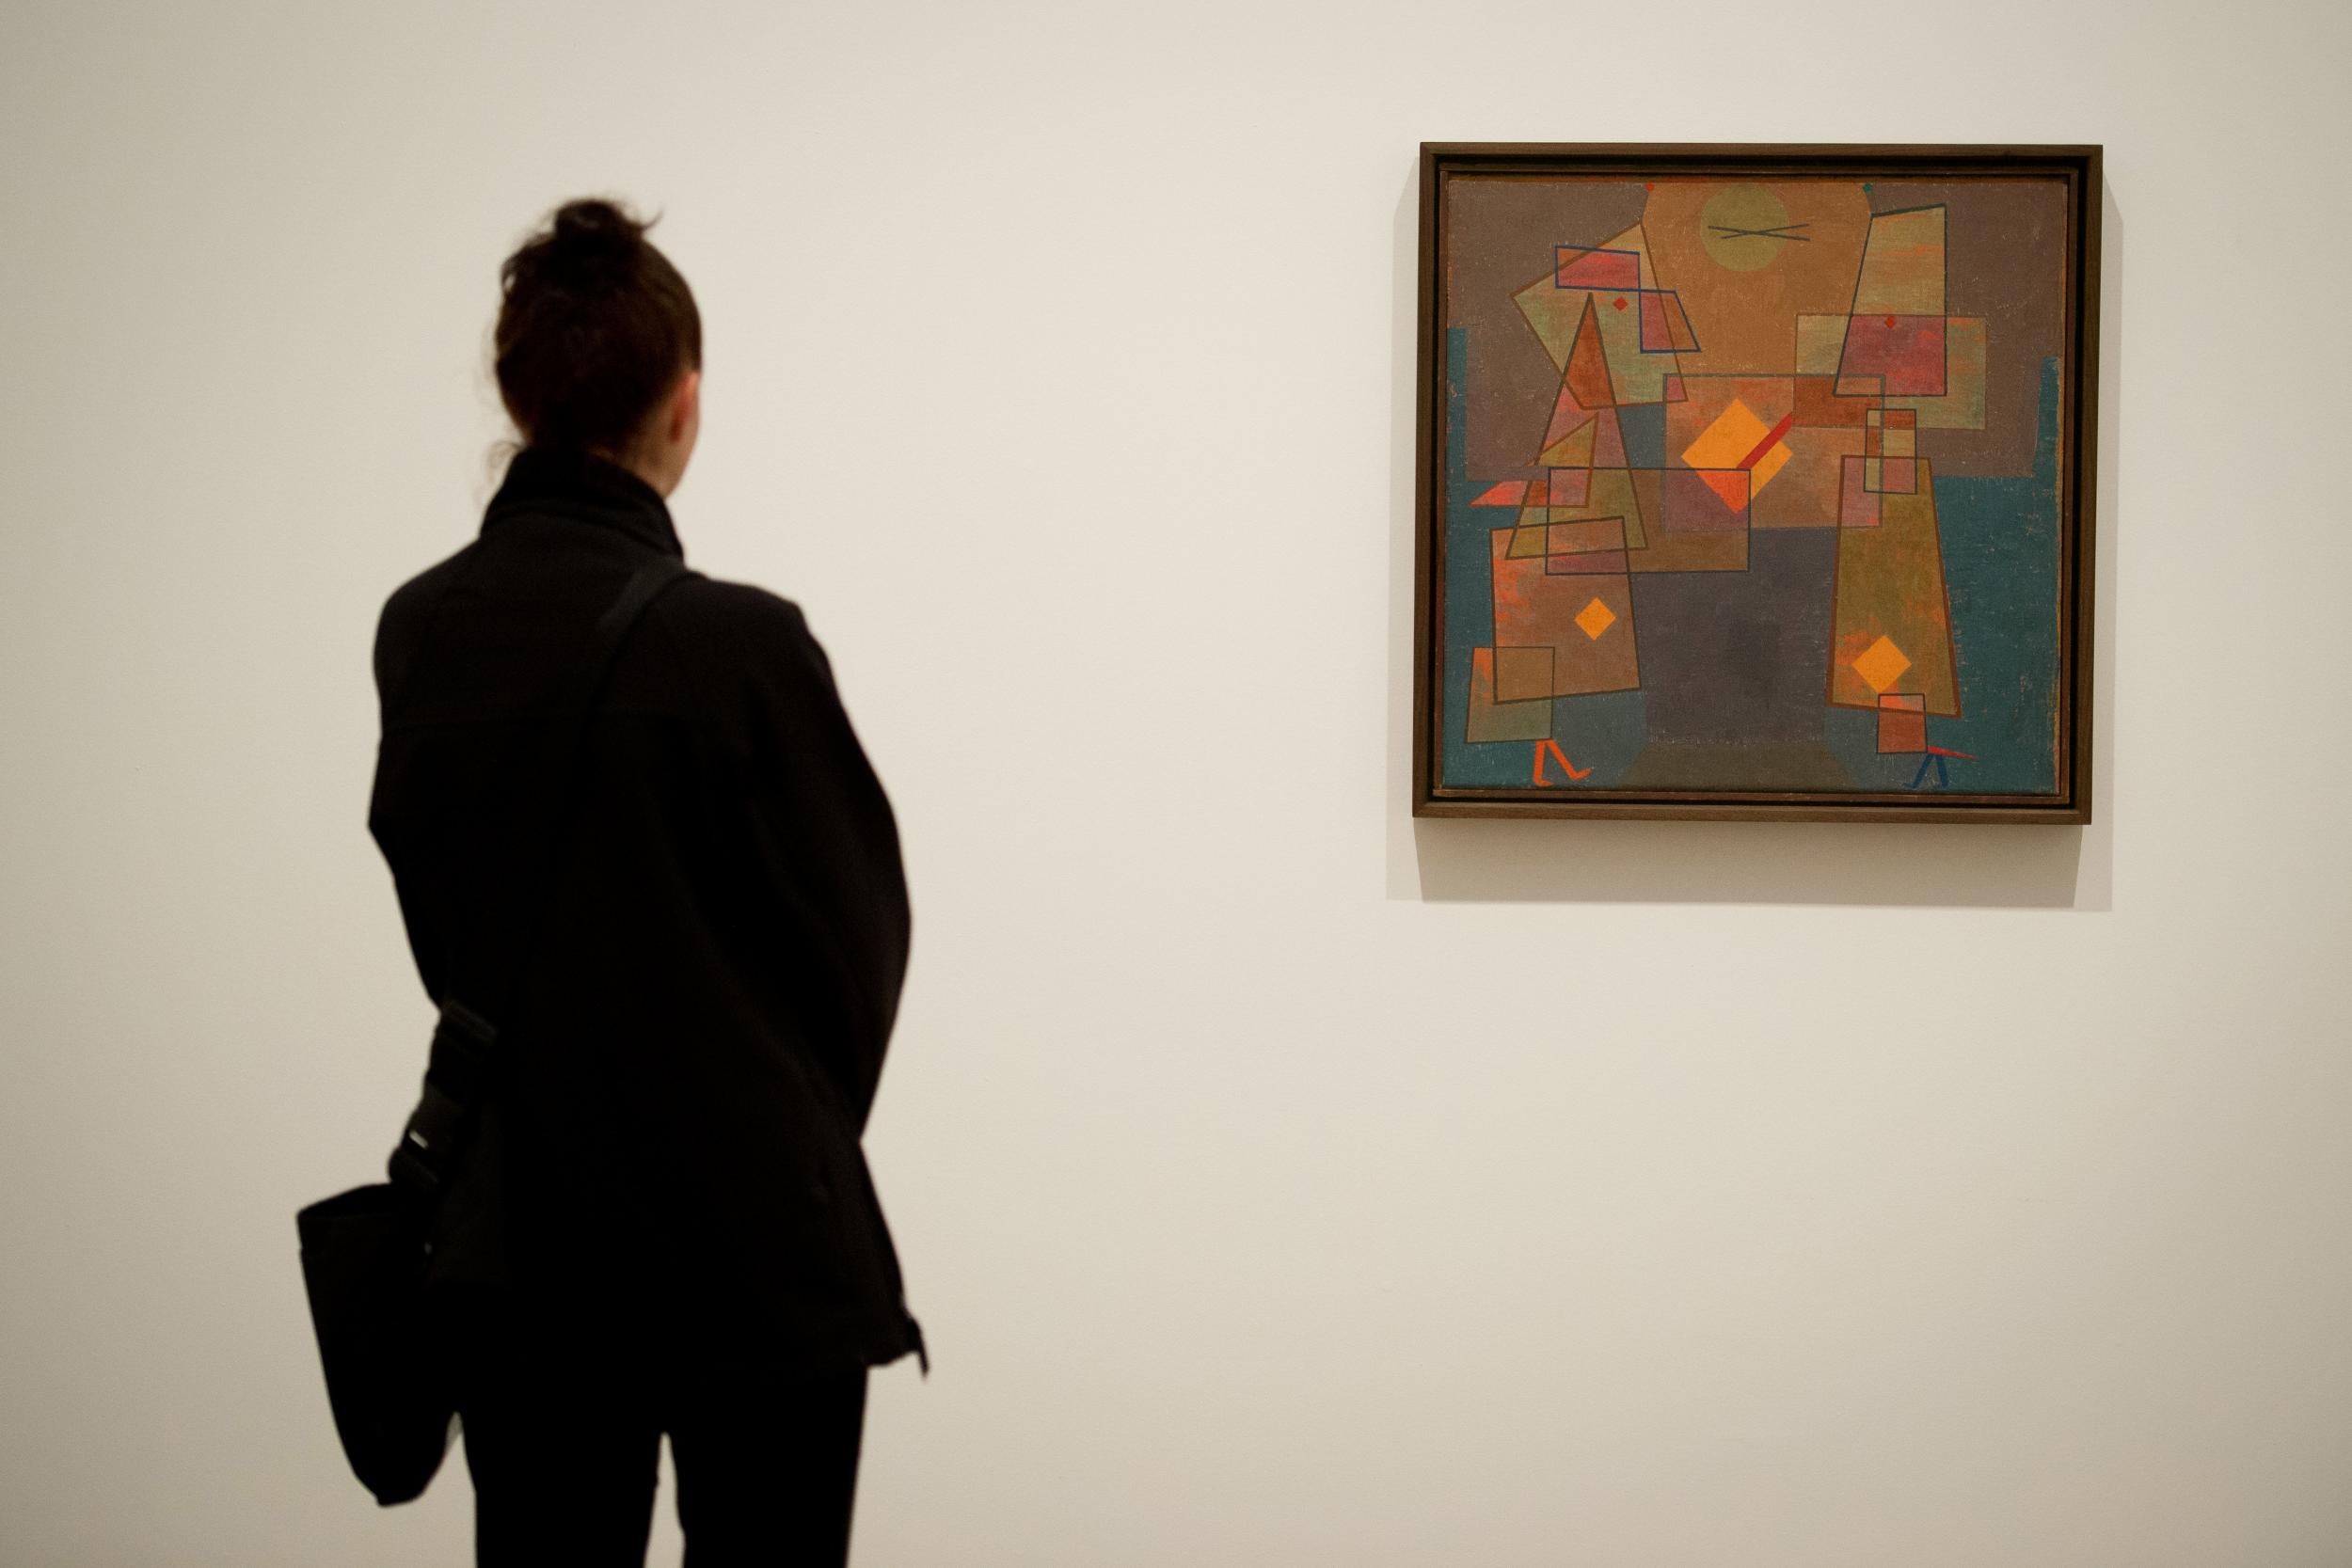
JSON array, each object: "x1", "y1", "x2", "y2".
[
  {"x1": 519, "y1": 198, "x2": 649, "y2": 289},
  {"x1": 551, "y1": 198, "x2": 643, "y2": 249}
]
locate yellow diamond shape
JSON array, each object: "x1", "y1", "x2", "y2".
[
  {"x1": 1851, "y1": 634, "x2": 1912, "y2": 693},
  {"x1": 1575, "y1": 597, "x2": 1616, "y2": 641},
  {"x1": 1680, "y1": 396, "x2": 1791, "y2": 499},
  {"x1": 1681, "y1": 397, "x2": 1771, "y2": 469}
]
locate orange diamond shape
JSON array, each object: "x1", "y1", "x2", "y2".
[
  {"x1": 1575, "y1": 597, "x2": 1616, "y2": 641},
  {"x1": 1851, "y1": 634, "x2": 1912, "y2": 693},
  {"x1": 1680, "y1": 396, "x2": 1792, "y2": 501},
  {"x1": 1682, "y1": 397, "x2": 1770, "y2": 469}
]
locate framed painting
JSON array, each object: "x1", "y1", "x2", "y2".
[{"x1": 1412, "y1": 144, "x2": 2099, "y2": 823}]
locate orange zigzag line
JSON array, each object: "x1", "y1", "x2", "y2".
[{"x1": 1533, "y1": 737, "x2": 1593, "y2": 784}]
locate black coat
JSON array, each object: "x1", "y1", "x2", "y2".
[{"x1": 366, "y1": 446, "x2": 924, "y2": 1382}]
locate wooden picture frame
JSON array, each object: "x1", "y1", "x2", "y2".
[{"x1": 1412, "y1": 144, "x2": 2100, "y2": 823}]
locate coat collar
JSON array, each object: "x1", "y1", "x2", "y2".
[{"x1": 480, "y1": 445, "x2": 685, "y2": 560}]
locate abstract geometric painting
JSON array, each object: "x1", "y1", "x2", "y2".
[{"x1": 1413, "y1": 145, "x2": 2099, "y2": 822}]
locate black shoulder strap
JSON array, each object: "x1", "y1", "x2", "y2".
[{"x1": 388, "y1": 556, "x2": 697, "y2": 1196}]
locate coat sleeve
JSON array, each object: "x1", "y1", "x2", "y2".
[
  {"x1": 366, "y1": 562, "x2": 466, "y2": 1007},
  {"x1": 720, "y1": 588, "x2": 913, "y2": 1132}
]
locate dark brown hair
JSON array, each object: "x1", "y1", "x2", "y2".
[{"x1": 493, "y1": 198, "x2": 701, "y2": 457}]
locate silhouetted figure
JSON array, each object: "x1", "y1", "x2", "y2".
[{"x1": 367, "y1": 197, "x2": 924, "y2": 1566}]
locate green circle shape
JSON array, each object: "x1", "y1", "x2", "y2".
[{"x1": 1699, "y1": 184, "x2": 1790, "y2": 273}]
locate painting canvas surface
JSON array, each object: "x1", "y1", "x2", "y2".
[{"x1": 1431, "y1": 164, "x2": 2083, "y2": 808}]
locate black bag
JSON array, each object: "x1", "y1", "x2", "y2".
[{"x1": 296, "y1": 557, "x2": 696, "y2": 1506}]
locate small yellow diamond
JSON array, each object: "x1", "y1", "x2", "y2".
[
  {"x1": 1575, "y1": 597, "x2": 1616, "y2": 641},
  {"x1": 1851, "y1": 634, "x2": 1912, "y2": 693}
]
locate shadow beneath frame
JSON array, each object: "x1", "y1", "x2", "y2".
[
  {"x1": 1411, "y1": 815, "x2": 2086, "y2": 906},
  {"x1": 1382, "y1": 159, "x2": 2122, "y2": 911}
]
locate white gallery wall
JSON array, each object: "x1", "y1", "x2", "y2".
[{"x1": 4, "y1": 1, "x2": 2349, "y2": 1563}]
